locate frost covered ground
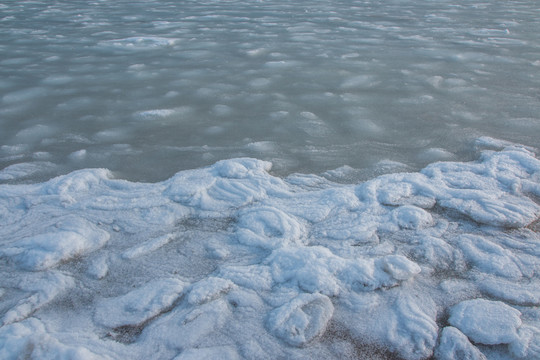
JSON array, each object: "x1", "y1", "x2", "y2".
[{"x1": 1, "y1": 0, "x2": 540, "y2": 359}]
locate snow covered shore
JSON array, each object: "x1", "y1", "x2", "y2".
[{"x1": 1, "y1": 138, "x2": 539, "y2": 359}]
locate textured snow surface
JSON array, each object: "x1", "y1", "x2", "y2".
[
  {"x1": 1, "y1": 0, "x2": 540, "y2": 358},
  {"x1": 449, "y1": 299, "x2": 522, "y2": 345},
  {"x1": 1, "y1": 144, "x2": 540, "y2": 359}
]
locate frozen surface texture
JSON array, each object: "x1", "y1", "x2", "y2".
[
  {"x1": 1, "y1": 144, "x2": 540, "y2": 359},
  {"x1": 1, "y1": 0, "x2": 540, "y2": 358},
  {"x1": 1, "y1": 0, "x2": 540, "y2": 183},
  {"x1": 435, "y1": 327, "x2": 487, "y2": 360},
  {"x1": 448, "y1": 299, "x2": 522, "y2": 345},
  {"x1": 94, "y1": 278, "x2": 187, "y2": 328}
]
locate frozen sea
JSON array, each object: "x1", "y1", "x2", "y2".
[{"x1": 1, "y1": 0, "x2": 540, "y2": 359}]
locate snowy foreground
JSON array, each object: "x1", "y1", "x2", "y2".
[{"x1": 1, "y1": 138, "x2": 539, "y2": 359}]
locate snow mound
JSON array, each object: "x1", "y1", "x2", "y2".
[
  {"x1": 95, "y1": 278, "x2": 187, "y2": 328},
  {"x1": 187, "y1": 277, "x2": 235, "y2": 305},
  {"x1": 2, "y1": 272, "x2": 74, "y2": 326},
  {"x1": 164, "y1": 158, "x2": 287, "y2": 212},
  {"x1": 236, "y1": 206, "x2": 307, "y2": 249},
  {"x1": 0, "y1": 145, "x2": 539, "y2": 359},
  {"x1": 384, "y1": 295, "x2": 439, "y2": 360},
  {"x1": 449, "y1": 298, "x2": 522, "y2": 345},
  {"x1": 266, "y1": 293, "x2": 334, "y2": 347},
  {"x1": 0, "y1": 318, "x2": 108, "y2": 360},
  {"x1": 435, "y1": 326, "x2": 487, "y2": 360},
  {"x1": 1, "y1": 216, "x2": 110, "y2": 271}
]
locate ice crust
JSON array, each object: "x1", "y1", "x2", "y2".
[
  {"x1": 449, "y1": 299, "x2": 522, "y2": 345},
  {"x1": 94, "y1": 278, "x2": 187, "y2": 328},
  {"x1": 435, "y1": 327, "x2": 487, "y2": 360},
  {"x1": 1, "y1": 146, "x2": 540, "y2": 359}
]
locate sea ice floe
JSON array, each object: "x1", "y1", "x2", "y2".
[
  {"x1": 509, "y1": 325, "x2": 540, "y2": 359},
  {"x1": 409, "y1": 235, "x2": 464, "y2": 272},
  {"x1": 133, "y1": 107, "x2": 192, "y2": 122},
  {"x1": 264, "y1": 246, "x2": 420, "y2": 296},
  {"x1": 218, "y1": 265, "x2": 274, "y2": 292},
  {"x1": 2, "y1": 87, "x2": 48, "y2": 104},
  {"x1": 391, "y1": 205, "x2": 434, "y2": 230},
  {"x1": 141, "y1": 298, "x2": 231, "y2": 352},
  {"x1": 423, "y1": 148, "x2": 540, "y2": 228},
  {"x1": 121, "y1": 234, "x2": 174, "y2": 260},
  {"x1": 87, "y1": 255, "x2": 109, "y2": 280},
  {"x1": 384, "y1": 294, "x2": 439, "y2": 360},
  {"x1": 164, "y1": 158, "x2": 287, "y2": 212},
  {"x1": 478, "y1": 277, "x2": 540, "y2": 306}
]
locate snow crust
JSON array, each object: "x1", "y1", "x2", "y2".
[
  {"x1": 2, "y1": 0, "x2": 540, "y2": 357},
  {"x1": 1, "y1": 145, "x2": 540, "y2": 359},
  {"x1": 435, "y1": 326, "x2": 487, "y2": 360},
  {"x1": 449, "y1": 299, "x2": 522, "y2": 345},
  {"x1": 94, "y1": 278, "x2": 187, "y2": 328}
]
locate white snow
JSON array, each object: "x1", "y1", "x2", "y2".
[
  {"x1": 1, "y1": 0, "x2": 540, "y2": 358},
  {"x1": 186, "y1": 277, "x2": 235, "y2": 305},
  {"x1": 448, "y1": 299, "x2": 522, "y2": 345},
  {"x1": 0, "y1": 143, "x2": 535, "y2": 358},
  {"x1": 0, "y1": 162, "x2": 56, "y2": 181},
  {"x1": 266, "y1": 293, "x2": 334, "y2": 347},
  {"x1": 94, "y1": 278, "x2": 187, "y2": 329},
  {"x1": 121, "y1": 234, "x2": 174, "y2": 260},
  {"x1": 1, "y1": 216, "x2": 110, "y2": 271},
  {"x1": 2, "y1": 272, "x2": 74, "y2": 326},
  {"x1": 435, "y1": 326, "x2": 487, "y2": 360}
]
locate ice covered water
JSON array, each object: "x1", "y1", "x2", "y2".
[
  {"x1": 1, "y1": 1, "x2": 540, "y2": 359},
  {"x1": 1, "y1": 0, "x2": 540, "y2": 182}
]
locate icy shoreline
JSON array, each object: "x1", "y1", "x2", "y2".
[{"x1": 1, "y1": 139, "x2": 539, "y2": 359}]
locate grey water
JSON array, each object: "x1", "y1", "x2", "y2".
[{"x1": 1, "y1": 0, "x2": 539, "y2": 183}]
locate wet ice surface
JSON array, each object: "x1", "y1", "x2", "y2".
[
  {"x1": 1, "y1": 0, "x2": 540, "y2": 182},
  {"x1": 1, "y1": 0, "x2": 540, "y2": 359}
]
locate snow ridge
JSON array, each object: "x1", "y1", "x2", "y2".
[{"x1": 0, "y1": 145, "x2": 539, "y2": 359}]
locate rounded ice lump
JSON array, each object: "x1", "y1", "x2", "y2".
[
  {"x1": 448, "y1": 299, "x2": 522, "y2": 345},
  {"x1": 266, "y1": 293, "x2": 334, "y2": 347}
]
